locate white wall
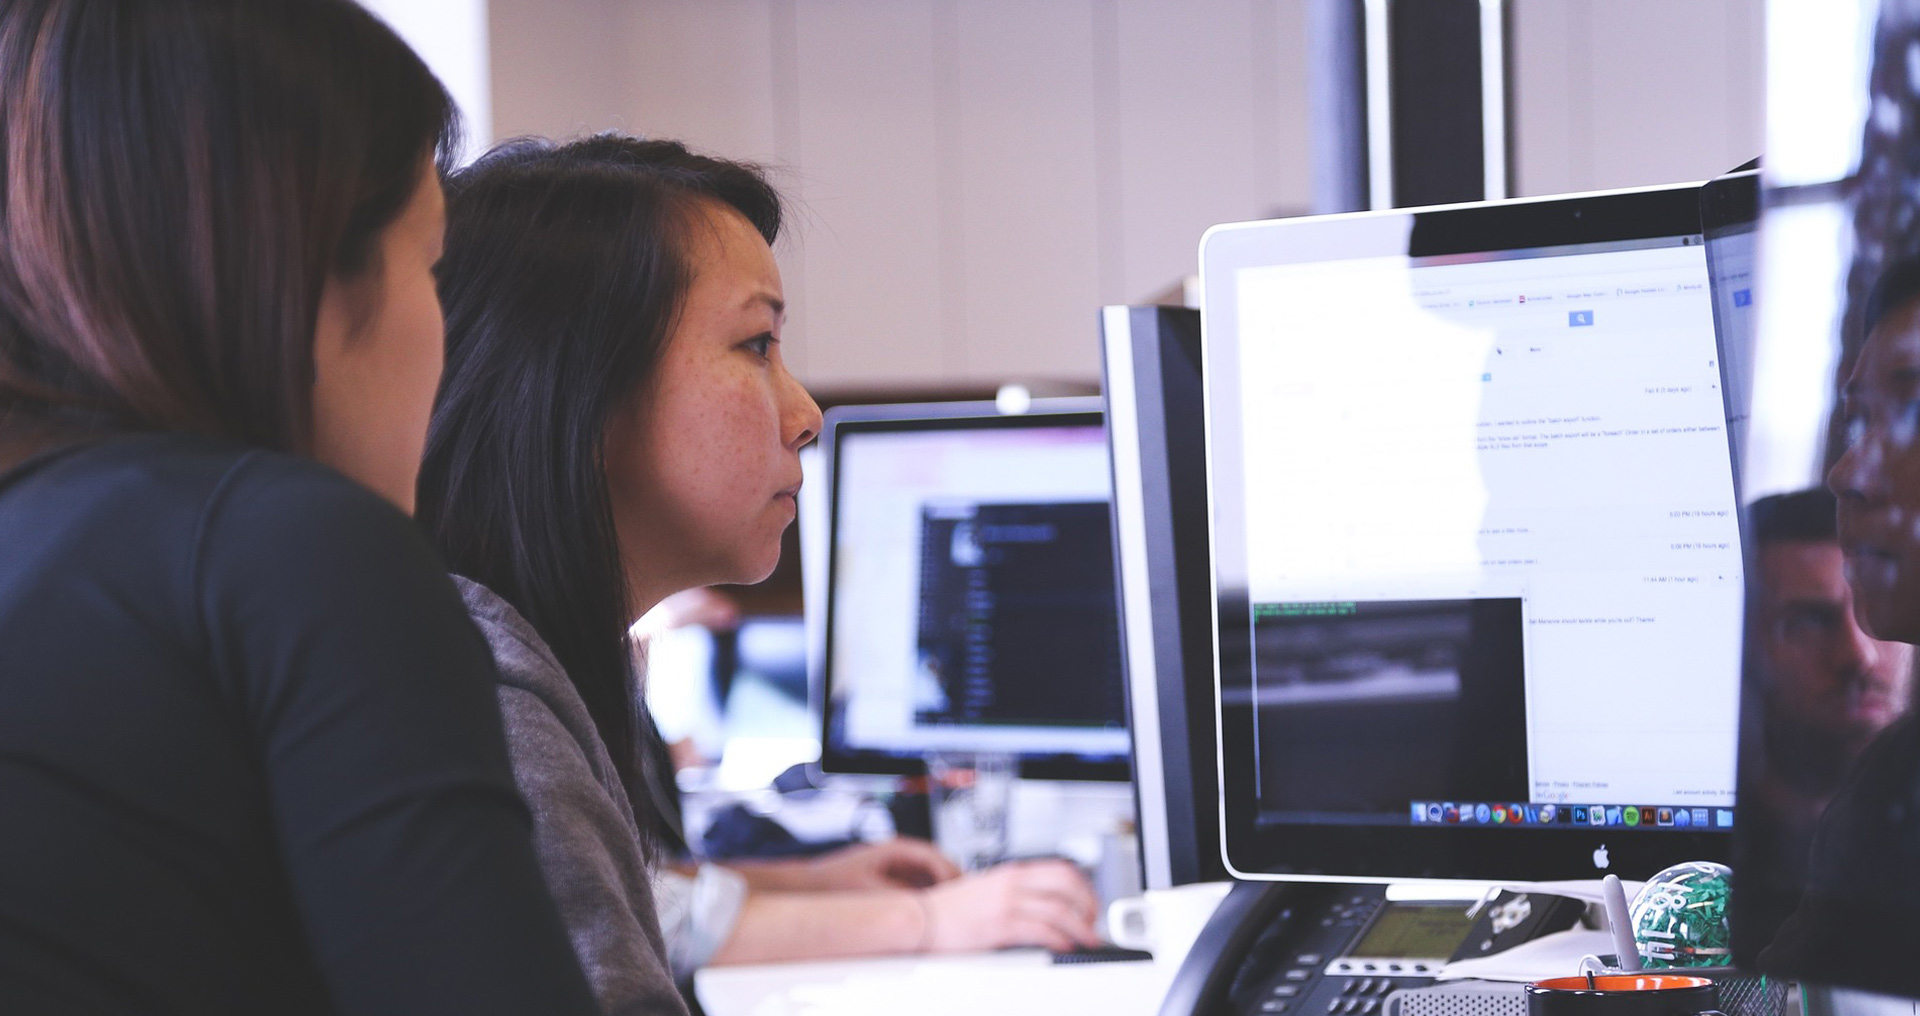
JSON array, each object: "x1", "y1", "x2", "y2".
[
  {"x1": 485, "y1": 0, "x2": 1764, "y2": 389},
  {"x1": 489, "y1": 0, "x2": 1311, "y2": 389},
  {"x1": 1510, "y1": 0, "x2": 1765, "y2": 196}
]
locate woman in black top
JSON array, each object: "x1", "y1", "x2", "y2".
[{"x1": 0, "y1": 2, "x2": 598, "y2": 1013}]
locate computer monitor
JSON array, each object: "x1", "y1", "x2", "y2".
[
  {"x1": 1202, "y1": 184, "x2": 1744, "y2": 882},
  {"x1": 815, "y1": 399, "x2": 1131, "y2": 781},
  {"x1": 1101, "y1": 305, "x2": 1231, "y2": 888}
]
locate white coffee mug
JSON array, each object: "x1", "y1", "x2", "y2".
[{"x1": 1106, "y1": 882, "x2": 1234, "y2": 954}]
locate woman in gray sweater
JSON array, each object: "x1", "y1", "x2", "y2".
[{"x1": 415, "y1": 136, "x2": 1098, "y2": 1013}]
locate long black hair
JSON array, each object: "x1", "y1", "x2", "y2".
[{"x1": 416, "y1": 135, "x2": 782, "y2": 801}]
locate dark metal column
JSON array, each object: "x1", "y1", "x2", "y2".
[
  {"x1": 1309, "y1": 0, "x2": 1510, "y2": 212},
  {"x1": 1308, "y1": 0, "x2": 1371, "y2": 214}
]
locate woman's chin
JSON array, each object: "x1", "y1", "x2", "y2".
[{"x1": 726, "y1": 550, "x2": 783, "y2": 589}]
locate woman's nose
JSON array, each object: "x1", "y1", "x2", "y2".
[
  {"x1": 781, "y1": 367, "x2": 822, "y2": 450},
  {"x1": 1830, "y1": 435, "x2": 1884, "y2": 504}
]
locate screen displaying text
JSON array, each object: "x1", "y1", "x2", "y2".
[{"x1": 1234, "y1": 240, "x2": 1742, "y2": 809}]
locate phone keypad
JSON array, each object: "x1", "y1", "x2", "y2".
[{"x1": 1236, "y1": 885, "x2": 1457, "y2": 1016}]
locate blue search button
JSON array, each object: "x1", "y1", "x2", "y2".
[{"x1": 1569, "y1": 310, "x2": 1594, "y2": 327}]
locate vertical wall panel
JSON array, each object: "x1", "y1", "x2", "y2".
[
  {"x1": 613, "y1": 1, "x2": 780, "y2": 161},
  {"x1": 1511, "y1": 0, "x2": 1762, "y2": 198},
  {"x1": 1585, "y1": 0, "x2": 1741, "y2": 189},
  {"x1": 786, "y1": 1, "x2": 946, "y2": 386},
  {"x1": 1269, "y1": 0, "x2": 1315, "y2": 219},
  {"x1": 489, "y1": 0, "x2": 628, "y2": 140},
  {"x1": 1510, "y1": 0, "x2": 1586, "y2": 196},
  {"x1": 947, "y1": 0, "x2": 1104, "y2": 383},
  {"x1": 1110, "y1": 0, "x2": 1295, "y2": 304},
  {"x1": 1725, "y1": 0, "x2": 1767, "y2": 175}
]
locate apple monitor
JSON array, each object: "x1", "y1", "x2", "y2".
[{"x1": 1202, "y1": 184, "x2": 1744, "y2": 882}]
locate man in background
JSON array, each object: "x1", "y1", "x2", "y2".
[
  {"x1": 1742, "y1": 487, "x2": 1914, "y2": 943},
  {"x1": 1751, "y1": 487, "x2": 1913, "y2": 813}
]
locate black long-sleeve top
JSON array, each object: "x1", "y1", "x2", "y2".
[{"x1": 0, "y1": 434, "x2": 602, "y2": 1015}]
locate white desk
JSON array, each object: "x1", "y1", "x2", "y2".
[{"x1": 694, "y1": 882, "x2": 1233, "y2": 1016}]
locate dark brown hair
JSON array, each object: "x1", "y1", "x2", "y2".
[
  {"x1": 418, "y1": 136, "x2": 781, "y2": 808},
  {"x1": 0, "y1": 0, "x2": 458, "y2": 448}
]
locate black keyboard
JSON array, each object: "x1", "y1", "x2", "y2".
[{"x1": 1051, "y1": 946, "x2": 1155, "y2": 965}]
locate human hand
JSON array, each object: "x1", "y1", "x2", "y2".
[
  {"x1": 806, "y1": 838, "x2": 962, "y2": 891},
  {"x1": 918, "y1": 859, "x2": 1101, "y2": 953}
]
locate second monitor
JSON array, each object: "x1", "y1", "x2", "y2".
[{"x1": 816, "y1": 399, "x2": 1131, "y2": 781}]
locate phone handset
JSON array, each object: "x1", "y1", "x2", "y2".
[{"x1": 1157, "y1": 881, "x2": 1340, "y2": 1016}]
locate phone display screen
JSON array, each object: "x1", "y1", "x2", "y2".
[{"x1": 1346, "y1": 903, "x2": 1475, "y2": 959}]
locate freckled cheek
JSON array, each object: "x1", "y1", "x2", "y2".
[
  {"x1": 668, "y1": 398, "x2": 766, "y2": 507},
  {"x1": 708, "y1": 377, "x2": 784, "y2": 461},
  {"x1": 1892, "y1": 460, "x2": 1920, "y2": 533}
]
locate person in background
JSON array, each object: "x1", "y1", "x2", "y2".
[
  {"x1": 1762, "y1": 258, "x2": 1920, "y2": 989},
  {"x1": 1741, "y1": 486, "x2": 1914, "y2": 943},
  {"x1": 0, "y1": 1, "x2": 600, "y2": 1012},
  {"x1": 631, "y1": 587, "x2": 1104, "y2": 973},
  {"x1": 416, "y1": 134, "x2": 1101, "y2": 1010},
  {"x1": 1750, "y1": 487, "x2": 1914, "y2": 820},
  {"x1": 633, "y1": 586, "x2": 747, "y2": 772}
]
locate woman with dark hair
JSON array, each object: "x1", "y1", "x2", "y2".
[
  {"x1": 0, "y1": 1, "x2": 598, "y2": 1012},
  {"x1": 419, "y1": 135, "x2": 1100, "y2": 1008},
  {"x1": 1755, "y1": 256, "x2": 1920, "y2": 990}
]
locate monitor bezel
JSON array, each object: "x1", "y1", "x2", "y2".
[
  {"x1": 1101, "y1": 305, "x2": 1230, "y2": 888},
  {"x1": 1201, "y1": 183, "x2": 1739, "y2": 881},
  {"x1": 814, "y1": 397, "x2": 1131, "y2": 782}
]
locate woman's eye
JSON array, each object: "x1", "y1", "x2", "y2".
[
  {"x1": 742, "y1": 334, "x2": 775, "y2": 359},
  {"x1": 1845, "y1": 414, "x2": 1867, "y2": 448},
  {"x1": 1898, "y1": 401, "x2": 1920, "y2": 446}
]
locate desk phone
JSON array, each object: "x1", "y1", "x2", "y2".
[{"x1": 1160, "y1": 882, "x2": 1583, "y2": 1016}]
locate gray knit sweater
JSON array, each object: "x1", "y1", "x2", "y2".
[{"x1": 457, "y1": 577, "x2": 689, "y2": 1016}]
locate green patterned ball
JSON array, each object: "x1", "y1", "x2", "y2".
[{"x1": 1629, "y1": 860, "x2": 1732, "y2": 967}]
